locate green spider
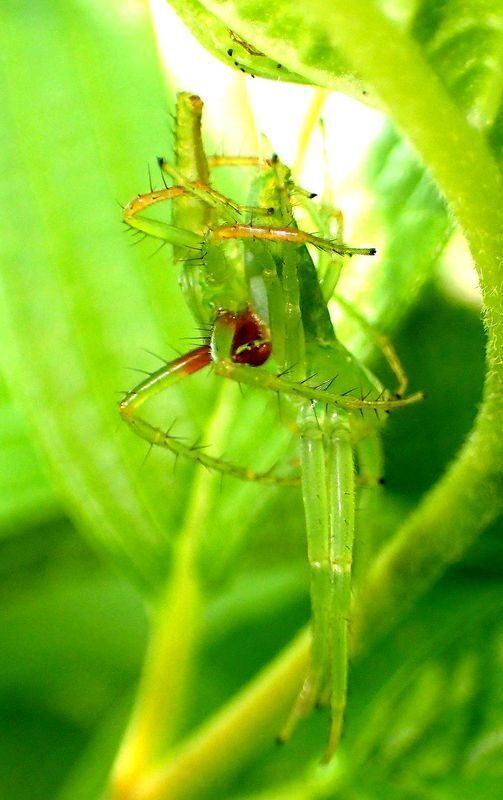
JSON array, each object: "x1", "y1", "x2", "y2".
[{"x1": 120, "y1": 93, "x2": 422, "y2": 761}]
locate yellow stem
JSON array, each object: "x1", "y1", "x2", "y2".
[
  {"x1": 133, "y1": 629, "x2": 310, "y2": 800},
  {"x1": 109, "y1": 382, "x2": 239, "y2": 798},
  {"x1": 293, "y1": 88, "x2": 329, "y2": 178}
]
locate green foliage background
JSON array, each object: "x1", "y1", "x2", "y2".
[{"x1": 0, "y1": 0, "x2": 502, "y2": 798}]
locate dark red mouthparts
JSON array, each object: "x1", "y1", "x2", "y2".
[{"x1": 230, "y1": 308, "x2": 271, "y2": 367}]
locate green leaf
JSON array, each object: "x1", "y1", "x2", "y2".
[
  {"x1": 0, "y1": 516, "x2": 147, "y2": 800},
  {"x1": 165, "y1": 0, "x2": 374, "y2": 101},
  {"x1": 0, "y1": 372, "x2": 61, "y2": 535},
  {"x1": 0, "y1": 0, "x2": 192, "y2": 593},
  {"x1": 413, "y1": 0, "x2": 503, "y2": 130},
  {"x1": 317, "y1": 0, "x2": 502, "y2": 347},
  {"x1": 167, "y1": 0, "x2": 310, "y2": 84}
]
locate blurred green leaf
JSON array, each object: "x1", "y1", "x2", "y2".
[
  {"x1": 0, "y1": 0, "x2": 192, "y2": 593},
  {"x1": 0, "y1": 372, "x2": 61, "y2": 535},
  {"x1": 0, "y1": 514, "x2": 146, "y2": 800},
  {"x1": 342, "y1": 0, "x2": 503, "y2": 350},
  {"x1": 413, "y1": 0, "x2": 503, "y2": 129}
]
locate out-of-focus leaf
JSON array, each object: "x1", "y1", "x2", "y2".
[
  {"x1": 413, "y1": 0, "x2": 503, "y2": 132},
  {"x1": 341, "y1": 578, "x2": 503, "y2": 799},
  {"x1": 384, "y1": 288, "x2": 486, "y2": 498},
  {"x1": 0, "y1": 372, "x2": 61, "y2": 535},
  {"x1": 0, "y1": 0, "x2": 196, "y2": 593},
  {"x1": 0, "y1": 523, "x2": 146, "y2": 800},
  {"x1": 340, "y1": 0, "x2": 503, "y2": 351},
  {"x1": 0, "y1": 571, "x2": 146, "y2": 723},
  {"x1": 55, "y1": 697, "x2": 133, "y2": 800},
  {"x1": 0, "y1": 709, "x2": 84, "y2": 800}
]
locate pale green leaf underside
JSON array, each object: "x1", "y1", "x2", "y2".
[
  {"x1": 0, "y1": 0, "x2": 189, "y2": 592},
  {"x1": 0, "y1": 373, "x2": 60, "y2": 535}
]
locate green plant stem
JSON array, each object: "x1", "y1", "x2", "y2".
[
  {"x1": 132, "y1": 629, "x2": 310, "y2": 800},
  {"x1": 110, "y1": 539, "x2": 202, "y2": 798},
  {"x1": 109, "y1": 382, "x2": 239, "y2": 798}
]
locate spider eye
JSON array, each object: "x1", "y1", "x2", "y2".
[{"x1": 231, "y1": 309, "x2": 271, "y2": 367}]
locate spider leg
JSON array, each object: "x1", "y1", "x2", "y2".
[
  {"x1": 209, "y1": 223, "x2": 376, "y2": 257},
  {"x1": 213, "y1": 358, "x2": 423, "y2": 411},
  {"x1": 119, "y1": 347, "x2": 298, "y2": 485},
  {"x1": 278, "y1": 406, "x2": 355, "y2": 761},
  {"x1": 158, "y1": 160, "x2": 277, "y2": 218},
  {"x1": 324, "y1": 408, "x2": 355, "y2": 760},
  {"x1": 122, "y1": 186, "x2": 203, "y2": 247},
  {"x1": 334, "y1": 294, "x2": 409, "y2": 396},
  {"x1": 353, "y1": 427, "x2": 385, "y2": 578},
  {"x1": 278, "y1": 403, "x2": 332, "y2": 743}
]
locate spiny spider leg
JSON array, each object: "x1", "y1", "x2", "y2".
[
  {"x1": 124, "y1": 170, "x2": 276, "y2": 247},
  {"x1": 213, "y1": 358, "x2": 423, "y2": 411},
  {"x1": 209, "y1": 223, "x2": 376, "y2": 257},
  {"x1": 123, "y1": 185, "x2": 202, "y2": 247},
  {"x1": 120, "y1": 325, "x2": 298, "y2": 486},
  {"x1": 157, "y1": 158, "x2": 276, "y2": 218},
  {"x1": 276, "y1": 405, "x2": 355, "y2": 761},
  {"x1": 333, "y1": 293, "x2": 409, "y2": 397}
]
